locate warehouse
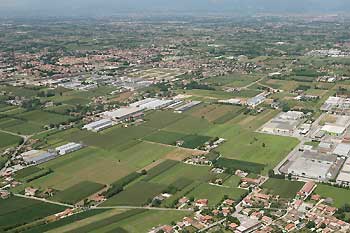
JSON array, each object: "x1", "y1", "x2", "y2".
[
  {"x1": 246, "y1": 93, "x2": 266, "y2": 108},
  {"x1": 333, "y1": 143, "x2": 350, "y2": 157},
  {"x1": 321, "y1": 125, "x2": 346, "y2": 136},
  {"x1": 102, "y1": 106, "x2": 144, "y2": 121},
  {"x1": 21, "y1": 150, "x2": 57, "y2": 165},
  {"x1": 55, "y1": 142, "x2": 83, "y2": 156},
  {"x1": 131, "y1": 98, "x2": 175, "y2": 110},
  {"x1": 174, "y1": 101, "x2": 201, "y2": 113},
  {"x1": 83, "y1": 119, "x2": 113, "y2": 132},
  {"x1": 336, "y1": 158, "x2": 350, "y2": 186},
  {"x1": 261, "y1": 111, "x2": 304, "y2": 136}
]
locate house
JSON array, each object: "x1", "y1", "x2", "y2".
[
  {"x1": 200, "y1": 215, "x2": 213, "y2": 224},
  {"x1": 223, "y1": 199, "x2": 235, "y2": 206},
  {"x1": 195, "y1": 199, "x2": 208, "y2": 208},
  {"x1": 178, "y1": 197, "x2": 189, "y2": 205},
  {"x1": 285, "y1": 223, "x2": 295, "y2": 232},
  {"x1": 311, "y1": 194, "x2": 321, "y2": 201},
  {"x1": 0, "y1": 190, "x2": 10, "y2": 199},
  {"x1": 229, "y1": 223, "x2": 238, "y2": 230},
  {"x1": 55, "y1": 209, "x2": 73, "y2": 219},
  {"x1": 25, "y1": 187, "x2": 38, "y2": 196},
  {"x1": 297, "y1": 181, "x2": 316, "y2": 199},
  {"x1": 261, "y1": 216, "x2": 272, "y2": 225},
  {"x1": 161, "y1": 225, "x2": 174, "y2": 233}
]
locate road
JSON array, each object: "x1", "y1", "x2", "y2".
[
  {"x1": 198, "y1": 218, "x2": 226, "y2": 232},
  {"x1": 93, "y1": 206, "x2": 193, "y2": 212}
]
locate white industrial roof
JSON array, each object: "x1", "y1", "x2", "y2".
[
  {"x1": 84, "y1": 119, "x2": 112, "y2": 129},
  {"x1": 288, "y1": 157, "x2": 332, "y2": 179},
  {"x1": 321, "y1": 125, "x2": 346, "y2": 134},
  {"x1": 333, "y1": 143, "x2": 350, "y2": 157},
  {"x1": 337, "y1": 172, "x2": 350, "y2": 183},
  {"x1": 103, "y1": 106, "x2": 144, "y2": 119}
]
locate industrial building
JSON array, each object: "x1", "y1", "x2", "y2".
[
  {"x1": 336, "y1": 158, "x2": 350, "y2": 186},
  {"x1": 246, "y1": 93, "x2": 266, "y2": 108},
  {"x1": 286, "y1": 151, "x2": 338, "y2": 180},
  {"x1": 102, "y1": 106, "x2": 144, "y2": 121},
  {"x1": 261, "y1": 111, "x2": 304, "y2": 136},
  {"x1": 55, "y1": 142, "x2": 83, "y2": 156},
  {"x1": 333, "y1": 143, "x2": 350, "y2": 157},
  {"x1": 174, "y1": 101, "x2": 201, "y2": 113},
  {"x1": 83, "y1": 119, "x2": 113, "y2": 132},
  {"x1": 21, "y1": 150, "x2": 57, "y2": 165},
  {"x1": 218, "y1": 98, "x2": 242, "y2": 105},
  {"x1": 130, "y1": 98, "x2": 175, "y2": 110},
  {"x1": 321, "y1": 125, "x2": 346, "y2": 136}
]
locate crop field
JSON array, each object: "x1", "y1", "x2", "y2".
[
  {"x1": 187, "y1": 104, "x2": 244, "y2": 123},
  {"x1": 143, "y1": 130, "x2": 211, "y2": 149},
  {"x1": 215, "y1": 157, "x2": 265, "y2": 173},
  {"x1": 149, "y1": 163, "x2": 211, "y2": 184},
  {"x1": 204, "y1": 74, "x2": 262, "y2": 87},
  {"x1": 143, "y1": 111, "x2": 185, "y2": 129},
  {"x1": 51, "y1": 181, "x2": 105, "y2": 204},
  {"x1": 17, "y1": 110, "x2": 73, "y2": 126},
  {"x1": 0, "y1": 131, "x2": 21, "y2": 150},
  {"x1": 0, "y1": 196, "x2": 65, "y2": 231},
  {"x1": 0, "y1": 117, "x2": 43, "y2": 135},
  {"x1": 48, "y1": 209, "x2": 188, "y2": 233},
  {"x1": 315, "y1": 184, "x2": 350, "y2": 208},
  {"x1": 187, "y1": 183, "x2": 247, "y2": 206},
  {"x1": 101, "y1": 181, "x2": 167, "y2": 206},
  {"x1": 14, "y1": 166, "x2": 43, "y2": 180},
  {"x1": 142, "y1": 160, "x2": 179, "y2": 181},
  {"x1": 261, "y1": 178, "x2": 304, "y2": 198},
  {"x1": 164, "y1": 115, "x2": 213, "y2": 135}
]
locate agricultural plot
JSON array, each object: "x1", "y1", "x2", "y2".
[
  {"x1": 164, "y1": 115, "x2": 213, "y2": 135},
  {"x1": 17, "y1": 110, "x2": 73, "y2": 126},
  {"x1": 223, "y1": 175, "x2": 242, "y2": 187},
  {"x1": 187, "y1": 183, "x2": 247, "y2": 207},
  {"x1": 204, "y1": 74, "x2": 261, "y2": 87},
  {"x1": 0, "y1": 117, "x2": 43, "y2": 135},
  {"x1": 261, "y1": 178, "x2": 304, "y2": 199},
  {"x1": 101, "y1": 181, "x2": 167, "y2": 206},
  {"x1": 0, "y1": 196, "x2": 65, "y2": 232},
  {"x1": 143, "y1": 130, "x2": 211, "y2": 149},
  {"x1": 51, "y1": 181, "x2": 105, "y2": 204},
  {"x1": 315, "y1": 184, "x2": 350, "y2": 208},
  {"x1": 0, "y1": 131, "x2": 21, "y2": 151},
  {"x1": 188, "y1": 104, "x2": 244, "y2": 123},
  {"x1": 143, "y1": 110, "x2": 185, "y2": 129},
  {"x1": 215, "y1": 157, "x2": 265, "y2": 174}
]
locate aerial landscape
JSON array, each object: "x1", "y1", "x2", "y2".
[{"x1": 1, "y1": 0, "x2": 350, "y2": 232}]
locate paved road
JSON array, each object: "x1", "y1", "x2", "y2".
[{"x1": 198, "y1": 218, "x2": 226, "y2": 232}]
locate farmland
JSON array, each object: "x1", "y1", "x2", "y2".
[
  {"x1": 0, "y1": 131, "x2": 21, "y2": 151},
  {"x1": 0, "y1": 196, "x2": 65, "y2": 231},
  {"x1": 315, "y1": 184, "x2": 350, "y2": 208},
  {"x1": 261, "y1": 178, "x2": 304, "y2": 199}
]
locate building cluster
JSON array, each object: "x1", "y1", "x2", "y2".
[{"x1": 261, "y1": 111, "x2": 306, "y2": 136}]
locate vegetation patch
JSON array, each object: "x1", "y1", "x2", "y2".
[
  {"x1": 215, "y1": 157, "x2": 265, "y2": 174},
  {"x1": 51, "y1": 181, "x2": 105, "y2": 204},
  {"x1": 261, "y1": 178, "x2": 304, "y2": 199},
  {"x1": 142, "y1": 160, "x2": 179, "y2": 182}
]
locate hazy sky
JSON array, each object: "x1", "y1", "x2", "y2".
[{"x1": 1, "y1": 0, "x2": 350, "y2": 17}]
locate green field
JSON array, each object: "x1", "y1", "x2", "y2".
[
  {"x1": 0, "y1": 131, "x2": 21, "y2": 151},
  {"x1": 101, "y1": 181, "x2": 167, "y2": 206},
  {"x1": 0, "y1": 196, "x2": 65, "y2": 231},
  {"x1": 223, "y1": 175, "x2": 242, "y2": 187},
  {"x1": 51, "y1": 181, "x2": 105, "y2": 204},
  {"x1": 315, "y1": 184, "x2": 350, "y2": 208},
  {"x1": 215, "y1": 157, "x2": 265, "y2": 173},
  {"x1": 186, "y1": 183, "x2": 247, "y2": 207},
  {"x1": 261, "y1": 178, "x2": 304, "y2": 198},
  {"x1": 18, "y1": 110, "x2": 73, "y2": 126}
]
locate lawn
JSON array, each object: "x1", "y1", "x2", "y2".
[
  {"x1": 51, "y1": 181, "x2": 105, "y2": 204},
  {"x1": 223, "y1": 175, "x2": 242, "y2": 187},
  {"x1": 0, "y1": 196, "x2": 65, "y2": 231},
  {"x1": 186, "y1": 183, "x2": 247, "y2": 207},
  {"x1": 101, "y1": 181, "x2": 167, "y2": 206},
  {"x1": 0, "y1": 131, "x2": 21, "y2": 151},
  {"x1": 315, "y1": 184, "x2": 350, "y2": 208},
  {"x1": 261, "y1": 178, "x2": 304, "y2": 199}
]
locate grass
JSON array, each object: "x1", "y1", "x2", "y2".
[
  {"x1": 0, "y1": 117, "x2": 43, "y2": 135},
  {"x1": 0, "y1": 131, "x2": 21, "y2": 150},
  {"x1": 143, "y1": 130, "x2": 211, "y2": 149},
  {"x1": 101, "y1": 181, "x2": 167, "y2": 206},
  {"x1": 0, "y1": 196, "x2": 65, "y2": 231},
  {"x1": 261, "y1": 178, "x2": 304, "y2": 199},
  {"x1": 17, "y1": 110, "x2": 73, "y2": 126},
  {"x1": 187, "y1": 183, "x2": 248, "y2": 207},
  {"x1": 223, "y1": 175, "x2": 242, "y2": 187},
  {"x1": 142, "y1": 160, "x2": 179, "y2": 182},
  {"x1": 51, "y1": 181, "x2": 105, "y2": 204},
  {"x1": 215, "y1": 157, "x2": 265, "y2": 174},
  {"x1": 14, "y1": 166, "x2": 42, "y2": 180},
  {"x1": 143, "y1": 111, "x2": 185, "y2": 129},
  {"x1": 164, "y1": 115, "x2": 213, "y2": 135},
  {"x1": 315, "y1": 184, "x2": 350, "y2": 208}
]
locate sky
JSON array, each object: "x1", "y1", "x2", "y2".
[{"x1": 1, "y1": 0, "x2": 350, "y2": 18}]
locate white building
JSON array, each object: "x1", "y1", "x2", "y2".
[
  {"x1": 337, "y1": 158, "x2": 350, "y2": 186},
  {"x1": 21, "y1": 150, "x2": 57, "y2": 165},
  {"x1": 321, "y1": 125, "x2": 346, "y2": 136},
  {"x1": 102, "y1": 106, "x2": 144, "y2": 121},
  {"x1": 333, "y1": 143, "x2": 350, "y2": 157},
  {"x1": 55, "y1": 142, "x2": 83, "y2": 156},
  {"x1": 83, "y1": 119, "x2": 113, "y2": 132}
]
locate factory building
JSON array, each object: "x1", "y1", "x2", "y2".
[
  {"x1": 174, "y1": 101, "x2": 201, "y2": 113},
  {"x1": 102, "y1": 106, "x2": 144, "y2": 121},
  {"x1": 83, "y1": 119, "x2": 113, "y2": 132},
  {"x1": 55, "y1": 142, "x2": 83, "y2": 156},
  {"x1": 336, "y1": 158, "x2": 350, "y2": 186},
  {"x1": 21, "y1": 150, "x2": 57, "y2": 165}
]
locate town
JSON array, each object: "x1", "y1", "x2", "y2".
[{"x1": 1, "y1": 10, "x2": 350, "y2": 233}]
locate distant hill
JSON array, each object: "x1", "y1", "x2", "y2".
[{"x1": 1, "y1": 0, "x2": 350, "y2": 18}]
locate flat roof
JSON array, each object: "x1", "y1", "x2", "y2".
[
  {"x1": 333, "y1": 143, "x2": 350, "y2": 157},
  {"x1": 288, "y1": 157, "x2": 333, "y2": 179},
  {"x1": 103, "y1": 106, "x2": 144, "y2": 119},
  {"x1": 337, "y1": 172, "x2": 350, "y2": 183},
  {"x1": 321, "y1": 125, "x2": 346, "y2": 134},
  {"x1": 84, "y1": 119, "x2": 113, "y2": 128}
]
